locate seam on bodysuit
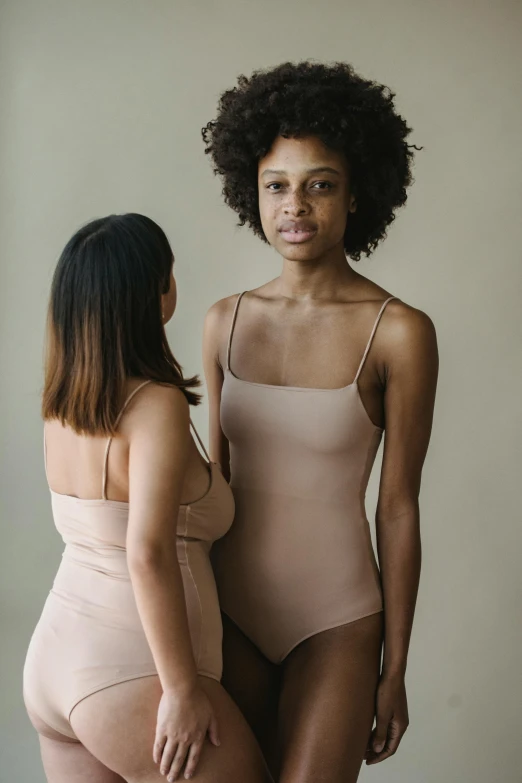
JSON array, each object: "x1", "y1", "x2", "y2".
[
  {"x1": 184, "y1": 536, "x2": 203, "y2": 670},
  {"x1": 67, "y1": 670, "x2": 159, "y2": 725}
]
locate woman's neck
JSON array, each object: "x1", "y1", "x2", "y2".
[{"x1": 276, "y1": 244, "x2": 359, "y2": 300}]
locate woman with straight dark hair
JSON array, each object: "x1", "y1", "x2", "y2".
[{"x1": 23, "y1": 214, "x2": 270, "y2": 783}]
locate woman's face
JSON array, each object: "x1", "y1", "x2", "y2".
[
  {"x1": 161, "y1": 259, "x2": 177, "y2": 324},
  {"x1": 257, "y1": 135, "x2": 356, "y2": 262}
]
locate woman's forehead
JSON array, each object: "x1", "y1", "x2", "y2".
[{"x1": 259, "y1": 135, "x2": 347, "y2": 175}]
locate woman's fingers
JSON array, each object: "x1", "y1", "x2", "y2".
[
  {"x1": 372, "y1": 712, "x2": 390, "y2": 753},
  {"x1": 183, "y1": 738, "x2": 205, "y2": 780},
  {"x1": 166, "y1": 740, "x2": 191, "y2": 781},
  {"x1": 366, "y1": 717, "x2": 407, "y2": 765},
  {"x1": 160, "y1": 738, "x2": 178, "y2": 777},
  {"x1": 207, "y1": 712, "x2": 220, "y2": 747},
  {"x1": 154, "y1": 695, "x2": 219, "y2": 778},
  {"x1": 385, "y1": 716, "x2": 406, "y2": 755},
  {"x1": 153, "y1": 733, "x2": 167, "y2": 765}
]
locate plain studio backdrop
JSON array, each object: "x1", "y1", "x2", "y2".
[{"x1": 1, "y1": 1, "x2": 520, "y2": 781}]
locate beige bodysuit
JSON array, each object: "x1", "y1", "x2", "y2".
[
  {"x1": 23, "y1": 381, "x2": 235, "y2": 740},
  {"x1": 212, "y1": 294, "x2": 396, "y2": 663}
]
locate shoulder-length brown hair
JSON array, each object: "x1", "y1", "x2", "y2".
[{"x1": 42, "y1": 213, "x2": 200, "y2": 435}]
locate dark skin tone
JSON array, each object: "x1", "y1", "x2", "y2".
[{"x1": 203, "y1": 135, "x2": 438, "y2": 782}]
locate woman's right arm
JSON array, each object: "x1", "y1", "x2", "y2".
[
  {"x1": 203, "y1": 301, "x2": 231, "y2": 480},
  {"x1": 126, "y1": 385, "x2": 219, "y2": 782}
]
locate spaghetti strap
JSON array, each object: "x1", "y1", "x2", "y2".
[
  {"x1": 190, "y1": 420, "x2": 211, "y2": 464},
  {"x1": 226, "y1": 292, "x2": 247, "y2": 372},
  {"x1": 353, "y1": 297, "x2": 397, "y2": 384},
  {"x1": 102, "y1": 380, "x2": 152, "y2": 500}
]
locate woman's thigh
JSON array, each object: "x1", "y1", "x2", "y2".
[
  {"x1": 278, "y1": 613, "x2": 383, "y2": 783},
  {"x1": 221, "y1": 613, "x2": 281, "y2": 774},
  {"x1": 39, "y1": 735, "x2": 126, "y2": 783},
  {"x1": 27, "y1": 706, "x2": 125, "y2": 783},
  {"x1": 70, "y1": 674, "x2": 271, "y2": 783}
]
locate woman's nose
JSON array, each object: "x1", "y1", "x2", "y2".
[{"x1": 283, "y1": 188, "x2": 309, "y2": 215}]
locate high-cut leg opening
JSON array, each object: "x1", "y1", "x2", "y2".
[
  {"x1": 221, "y1": 607, "x2": 384, "y2": 665},
  {"x1": 220, "y1": 609, "x2": 281, "y2": 665},
  {"x1": 279, "y1": 608, "x2": 384, "y2": 663},
  {"x1": 67, "y1": 669, "x2": 223, "y2": 729},
  {"x1": 67, "y1": 671, "x2": 160, "y2": 725}
]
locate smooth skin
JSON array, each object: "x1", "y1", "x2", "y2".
[
  {"x1": 41, "y1": 266, "x2": 270, "y2": 783},
  {"x1": 203, "y1": 135, "x2": 438, "y2": 781}
]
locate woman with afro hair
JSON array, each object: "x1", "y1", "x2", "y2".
[{"x1": 202, "y1": 61, "x2": 438, "y2": 782}]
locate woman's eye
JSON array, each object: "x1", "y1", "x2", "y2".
[
  {"x1": 267, "y1": 183, "x2": 283, "y2": 191},
  {"x1": 312, "y1": 181, "x2": 333, "y2": 190}
]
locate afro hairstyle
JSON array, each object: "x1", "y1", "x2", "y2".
[{"x1": 202, "y1": 61, "x2": 418, "y2": 260}]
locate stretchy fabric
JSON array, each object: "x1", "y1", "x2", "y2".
[
  {"x1": 23, "y1": 381, "x2": 234, "y2": 739},
  {"x1": 212, "y1": 294, "x2": 396, "y2": 664}
]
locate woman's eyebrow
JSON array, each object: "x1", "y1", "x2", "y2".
[
  {"x1": 260, "y1": 169, "x2": 286, "y2": 177},
  {"x1": 260, "y1": 166, "x2": 341, "y2": 177},
  {"x1": 305, "y1": 166, "x2": 342, "y2": 176}
]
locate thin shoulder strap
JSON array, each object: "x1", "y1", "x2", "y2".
[
  {"x1": 226, "y1": 292, "x2": 247, "y2": 372},
  {"x1": 353, "y1": 297, "x2": 397, "y2": 384},
  {"x1": 102, "y1": 380, "x2": 152, "y2": 500},
  {"x1": 190, "y1": 420, "x2": 211, "y2": 463}
]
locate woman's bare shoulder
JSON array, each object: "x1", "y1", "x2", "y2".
[
  {"x1": 382, "y1": 298, "x2": 436, "y2": 345},
  {"x1": 205, "y1": 293, "x2": 243, "y2": 325},
  {"x1": 376, "y1": 298, "x2": 438, "y2": 377},
  {"x1": 121, "y1": 382, "x2": 190, "y2": 439}
]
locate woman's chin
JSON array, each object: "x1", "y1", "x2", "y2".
[{"x1": 272, "y1": 238, "x2": 322, "y2": 262}]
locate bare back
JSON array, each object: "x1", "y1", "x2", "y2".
[{"x1": 44, "y1": 380, "x2": 212, "y2": 505}]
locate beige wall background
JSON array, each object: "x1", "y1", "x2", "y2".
[{"x1": 1, "y1": 1, "x2": 520, "y2": 781}]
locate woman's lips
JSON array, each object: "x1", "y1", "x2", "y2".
[{"x1": 279, "y1": 228, "x2": 317, "y2": 244}]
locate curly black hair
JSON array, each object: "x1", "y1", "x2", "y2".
[{"x1": 202, "y1": 61, "x2": 418, "y2": 261}]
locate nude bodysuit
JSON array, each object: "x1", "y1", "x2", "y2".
[
  {"x1": 212, "y1": 294, "x2": 396, "y2": 664},
  {"x1": 23, "y1": 381, "x2": 235, "y2": 740}
]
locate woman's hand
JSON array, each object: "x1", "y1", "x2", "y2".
[
  {"x1": 365, "y1": 672, "x2": 409, "y2": 765},
  {"x1": 153, "y1": 684, "x2": 220, "y2": 781}
]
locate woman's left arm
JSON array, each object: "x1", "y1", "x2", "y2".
[{"x1": 366, "y1": 305, "x2": 438, "y2": 766}]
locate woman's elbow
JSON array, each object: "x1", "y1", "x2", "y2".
[{"x1": 127, "y1": 538, "x2": 176, "y2": 575}]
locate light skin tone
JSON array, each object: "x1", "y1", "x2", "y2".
[
  {"x1": 41, "y1": 262, "x2": 270, "y2": 783},
  {"x1": 203, "y1": 135, "x2": 438, "y2": 781}
]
